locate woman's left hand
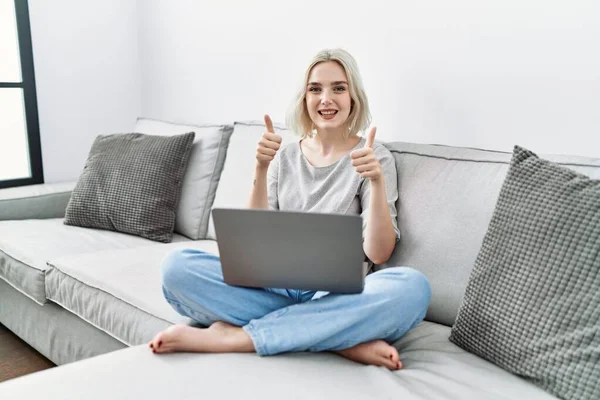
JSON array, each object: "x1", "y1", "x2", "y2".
[{"x1": 350, "y1": 127, "x2": 382, "y2": 181}]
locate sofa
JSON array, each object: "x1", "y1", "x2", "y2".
[{"x1": 0, "y1": 117, "x2": 598, "y2": 399}]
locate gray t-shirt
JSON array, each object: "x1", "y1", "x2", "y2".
[{"x1": 267, "y1": 137, "x2": 400, "y2": 265}]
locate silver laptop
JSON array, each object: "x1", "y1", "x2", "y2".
[{"x1": 211, "y1": 208, "x2": 366, "y2": 294}]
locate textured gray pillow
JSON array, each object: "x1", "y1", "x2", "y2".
[
  {"x1": 449, "y1": 146, "x2": 600, "y2": 400},
  {"x1": 64, "y1": 132, "x2": 195, "y2": 242}
]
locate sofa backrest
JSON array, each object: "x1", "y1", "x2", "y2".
[{"x1": 384, "y1": 142, "x2": 600, "y2": 327}]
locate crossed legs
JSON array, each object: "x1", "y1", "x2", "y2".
[{"x1": 149, "y1": 249, "x2": 430, "y2": 370}]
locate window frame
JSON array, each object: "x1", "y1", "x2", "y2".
[{"x1": 0, "y1": 0, "x2": 43, "y2": 189}]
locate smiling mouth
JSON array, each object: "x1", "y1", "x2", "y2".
[{"x1": 318, "y1": 110, "x2": 338, "y2": 116}]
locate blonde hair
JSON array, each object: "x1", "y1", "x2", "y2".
[{"x1": 286, "y1": 48, "x2": 371, "y2": 139}]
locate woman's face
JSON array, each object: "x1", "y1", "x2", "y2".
[{"x1": 305, "y1": 61, "x2": 352, "y2": 133}]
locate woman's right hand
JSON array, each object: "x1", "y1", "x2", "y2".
[{"x1": 256, "y1": 114, "x2": 282, "y2": 169}]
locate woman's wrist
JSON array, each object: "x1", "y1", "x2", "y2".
[
  {"x1": 253, "y1": 164, "x2": 269, "y2": 187},
  {"x1": 255, "y1": 163, "x2": 269, "y2": 174},
  {"x1": 369, "y1": 176, "x2": 386, "y2": 192}
]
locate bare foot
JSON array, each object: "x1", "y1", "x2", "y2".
[
  {"x1": 148, "y1": 321, "x2": 255, "y2": 354},
  {"x1": 336, "y1": 340, "x2": 402, "y2": 370}
]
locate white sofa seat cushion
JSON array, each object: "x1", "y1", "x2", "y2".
[
  {"x1": 135, "y1": 118, "x2": 234, "y2": 240},
  {"x1": 206, "y1": 121, "x2": 300, "y2": 240},
  {"x1": 0, "y1": 321, "x2": 557, "y2": 400},
  {"x1": 385, "y1": 141, "x2": 600, "y2": 327},
  {"x1": 0, "y1": 219, "x2": 190, "y2": 305},
  {"x1": 45, "y1": 241, "x2": 219, "y2": 346}
]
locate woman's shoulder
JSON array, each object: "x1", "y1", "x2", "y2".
[
  {"x1": 273, "y1": 141, "x2": 301, "y2": 167},
  {"x1": 280, "y1": 140, "x2": 300, "y2": 152},
  {"x1": 278, "y1": 141, "x2": 301, "y2": 158}
]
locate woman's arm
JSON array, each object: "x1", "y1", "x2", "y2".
[
  {"x1": 248, "y1": 115, "x2": 281, "y2": 210},
  {"x1": 351, "y1": 127, "x2": 398, "y2": 264},
  {"x1": 362, "y1": 178, "x2": 397, "y2": 264},
  {"x1": 247, "y1": 165, "x2": 269, "y2": 209}
]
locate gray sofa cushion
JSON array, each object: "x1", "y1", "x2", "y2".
[
  {"x1": 135, "y1": 118, "x2": 234, "y2": 240},
  {"x1": 0, "y1": 219, "x2": 189, "y2": 305},
  {"x1": 384, "y1": 141, "x2": 600, "y2": 327},
  {"x1": 64, "y1": 132, "x2": 195, "y2": 242},
  {"x1": 450, "y1": 146, "x2": 600, "y2": 400},
  {"x1": 45, "y1": 241, "x2": 220, "y2": 346},
  {"x1": 0, "y1": 321, "x2": 558, "y2": 400}
]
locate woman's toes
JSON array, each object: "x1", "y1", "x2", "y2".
[
  {"x1": 148, "y1": 332, "x2": 168, "y2": 353},
  {"x1": 382, "y1": 355, "x2": 401, "y2": 370},
  {"x1": 389, "y1": 350, "x2": 403, "y2": 369},
  {"x1": 375, "y1": 342, "x2": 402, "y2": 370},
  {"x1": 389, "y1": 347, "x2": 399, "y2": 363},
  {"x1": 154, "y1": 344, "x2": 170, "y2": 354}
]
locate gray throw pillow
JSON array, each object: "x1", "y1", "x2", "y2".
[
  {"x1": 449, "y1": 146, "x2": 599, "y2": 400},
  {"x1": 64, "y1": 132, "x2": 195, "y2": 242}
]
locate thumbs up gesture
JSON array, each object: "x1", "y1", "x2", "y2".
[
  {"x1": 350, "y1": 127, "x2": 382, "y2": 181},
  {"x1": 256, "y1": 114, "x2": 282, "y2": 169}
]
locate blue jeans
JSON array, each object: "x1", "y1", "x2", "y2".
[{"x1": 161, "y1": 248, "x2": 431, "y2": 356}]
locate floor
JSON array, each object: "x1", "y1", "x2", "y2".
[{"x1": 0, "y1": 323, "x2": 55, "y2": 383}]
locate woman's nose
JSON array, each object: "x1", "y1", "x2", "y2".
[{"x1": 320, "y1": 90, "x2": 332, "y2": 105}]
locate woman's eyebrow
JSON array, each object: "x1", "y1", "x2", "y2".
[{"x1": 307, "y1": 81, "x2": 348, "y2": 86}]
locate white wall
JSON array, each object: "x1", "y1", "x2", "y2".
[
  {"x1": 138, "y1": 0, "x2": 600, "y2": 157},
  {"x1": 29, "y1": 0, "x2": 141, "y2": 183}
]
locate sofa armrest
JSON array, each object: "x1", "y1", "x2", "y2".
[{"x1": 0, "y1": 181, "x2": 76, "y2": 221}]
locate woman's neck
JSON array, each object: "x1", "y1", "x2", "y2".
[{"x1": 310, "y1": 127, "x2": 360, "y2": 156}]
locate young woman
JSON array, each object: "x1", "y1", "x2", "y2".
[{"x1": 149, "y1": 49, "x2": 431, "y2": 370}]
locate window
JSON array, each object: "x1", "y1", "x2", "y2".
[{"x1": 0, "y1": 0, "x2": 42, "y2": 189}]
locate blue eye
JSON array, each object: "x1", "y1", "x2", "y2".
[
  {"x1": 334, "y1": 86, "x2": 346, "y2": 92},
  {"x1": 308, "y1": 87, "x2": 321, "y2": 92}
]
